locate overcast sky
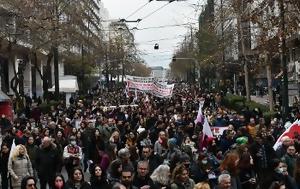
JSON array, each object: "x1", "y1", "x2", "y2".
[{"x1": 101, "y1": 0, "x2": 204, "y2": 68}]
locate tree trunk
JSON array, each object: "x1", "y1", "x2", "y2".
[
  {"x1": 237, "y1": 1, "x2": 250, "y2": 101},
  {"x1": 41, "y1": 52, "x2": 53, "y2": 102},
  {"x1": 265, "y1": 54, "x2": 274, "y2": 111},
  {"x1": 8, "y1": 42, "x2": 24, "y2": 112},
  {"x1": 53, "y1": 46, "x2": 59, "y2": 100}
]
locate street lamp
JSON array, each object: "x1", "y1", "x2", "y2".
[{"x1": 119, "y1": 19, "x2": 142, "y2": 23}]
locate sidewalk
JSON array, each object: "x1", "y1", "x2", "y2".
[{"x1": 250, "y1": 95, "x2": 269, "y2": 105}]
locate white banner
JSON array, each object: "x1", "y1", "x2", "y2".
[
  {"x1": 126, "y1": 75, "x2": 174, "y2": 98},
  {"x1": 211, "y1": 126, "x2": 229, "y2": 136}
]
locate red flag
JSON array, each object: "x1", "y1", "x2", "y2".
[
  {"x1": 273, "y1": 120, "x2": 300, "y2": 150},
  {"x1": 199, "y1": 117, "x2": 214, "y2": 151}
]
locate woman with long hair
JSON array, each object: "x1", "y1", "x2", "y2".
[
  {"x1": 20, "y1": 176, "x2": 37, "y2": 189},
  {"x1": 25, "y1": 136, "x2": 39, "y2": 178},
  {"x1": 219, "y1": 152, "x2": 241, "y2": 189},
  {"x1": 109, "y1": 130, "x2": 122, "y2": 149},
  {"x1": 8, "y1": 144, "x2": 33, "y2": 189},
  {"x1": 65, "y1": 167, "x2": 91, "y2": 189},
  {"x1": 0, "y1": 143, "x2": 10, "y2": 189},
  {"x1": 53, "y1": 174, "x2": 66, "y2": 189},
  {"x1": 107, "y1": 159, "x2": 123, "y2": 185},
  {"x1": 90, "y1": 164, "x2": 110, "y2": 189},
  {"x1": 238, "y1": 152, "x2": 257, "y2": 189},
  {"x1": 171, "y1": 163, "x2": 195, "y2": 189},
  {"x1": 150, "y1": 164, "x2": 171, "y2": 189},
  {"x1": 194, "y1": 182, "x2": 211, "y2": 189},
  {"x1": 93, "y1": 128, "x2": 105, "y2": 151}
]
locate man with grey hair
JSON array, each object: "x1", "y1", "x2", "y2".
[
  {"x1": 36, "y1": 137, "x2": 60, "y2": 189},
  {"x1": 133, "y1": 161, "x2": 154, "y2": 189},
  {"x1": 112, "y1": 183, "x2": 127, "y2": 189},
  {"x1": 118, "y1": 148, "x2": 134, "y2": 171},
  {"x1": 214, "y1": 174, "x2": 231, "y2": 189}
]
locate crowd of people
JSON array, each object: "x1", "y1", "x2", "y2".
[{"x1": 0, "y1": 85, "x2": 299, "y2": 189}]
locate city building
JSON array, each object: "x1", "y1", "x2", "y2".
[
  {"x1": 150, "y1": 66, "x2": 169, "y2": 80},
  {"x1": 0, "y1": 0, "x2": 106, "y2": 99}
]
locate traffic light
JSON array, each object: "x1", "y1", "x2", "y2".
[{"x1": 154, "y1": 43, "x2": 159, "y2": 50}]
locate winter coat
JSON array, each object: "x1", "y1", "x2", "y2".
[
  {"x1": 8, "y1": 155, "x2": 33, "y2": 189},
  {"x1": 239, "y1": 167, "x2": 257, "y2": 189},
  {"x1": 262, "y1": 171, "x2": 297, "y2": 189},
  {"x1": 90, "y1": 177, "x2": 111, "y2": 189},
  {"x1": 65, "y1": 181, "x2": 92, "y2": 189},
  {"x1": 0, "y1": 152, "x2": 9, "y2": 175},
  {"x1": 170, "y1": 179, "x2": 195, "y2": 189},
  {"x1": 36, "y1": 144, "x2": 61, "y2": 179},
  {"x1": 26, "y1": 144, "x2": 39, "y2": 169},
  {"x1": 133, "y1": 175, "x2": 154, "y2": 188},
  {"x1": 282, "y1": 154, "x2": 296, "y2": 176}
]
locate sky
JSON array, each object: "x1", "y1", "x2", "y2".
[{"x1": 101, "y1": 0, "x2": 204, "y2": 68}]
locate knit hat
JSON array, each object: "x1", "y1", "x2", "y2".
[
  {"x1": 236, "y1": 136, "x2": 248, "y2": 145},
  {"x1": 168, "y1": 138, "x2": 177, "y2": 146}
]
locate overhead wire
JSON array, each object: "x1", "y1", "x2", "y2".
[
  {"x1": 137, "y1": 35, "x2": 185, "y2": 44},
  {"x1": 137, "y1": 22, "x2": 197, "y2": 30},
  {"x1": 100, "y1": 22, "x2": 196, "y2": 32},
  {"x1": 126, "y1": 1, "x2": 151, "y2": 19},
  {"x1": 141, "y1": 2, "x2": 172, "y2": 21}
]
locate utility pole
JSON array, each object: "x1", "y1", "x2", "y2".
[
  {"x1": 237, "y1": 0, "x2": 250, "y2": 101},
  {"x1": 280, "y1": 0, "x2": 289, "y2": 122}
]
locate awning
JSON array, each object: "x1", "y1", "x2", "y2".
[
  {"x1": 49, "y1": 75, "x2": 79, "y2": 93},
  {"x1": 0, "y1": 91, "x2": 11, "y2": 102}
]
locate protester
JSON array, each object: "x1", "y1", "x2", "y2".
[
  {"x1": 0, "y1": 143, "x2": 10, "y2": 189},
  {"x1": 63, "y1": 135, "x2": 83, "y2": 177},
  {"x1": 171, "y1": 163, "x2": 195, "y2": 189},
  {"x1": 214, "y1": 174, "x2": 231, "y2": 189},
  {"x1": 120, "y1": 168, "x2": 137, "y2": 189},
  {"x1": 90, "y1": 164, "x2": 111, "y2": 188},
  {"x1": 65, "y1": 167, "x2": 91, "y2": 189},
  {"x1": 36, "y1": 137, "x2": 61, "y2": 189},
  {"x1": 194, "y1": 182, "x2": 211, "y2": 189},
  {"x1": 133, "y1": 161, "x2": 153, "y2": 188},
  {"x1": 108, "y1": 159, "x2": 123, "y2": 185},
  {"x1": 25, "y1": 136, "x2": 38, "y2": 177},
  {"x1": 21, "y1": 176, "x2": 37, "y2": 189},
  {"x1": 150, "y1": 164, "x2": 171, "y2": 189},
  {"x1": 8, "y1": 144, "x2": 33, "y2": 189},
  {"x1": 4, "y1": 83, "x2": 300, "y2": 189},
  {"x1": 53, "y1": 174, "x2": 66, "y2": 189},
  {"x1": 219, "y1": 152, "x2": 241, "y2": 189}
]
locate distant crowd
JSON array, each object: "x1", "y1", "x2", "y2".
[{"x1": 0, "y1": 85, "x2": 299, "y2": 189}]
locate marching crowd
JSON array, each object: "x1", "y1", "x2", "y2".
[{"x1": 0, "y1": 85, "x2": 299, "y2": 189}]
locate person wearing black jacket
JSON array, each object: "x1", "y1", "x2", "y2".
[
  {"x1": 90, "y1": 164, "x2": 111, "y2": 189},
  {"x1": 65, "y1": 167, "x2": 91, "y2": 189},
  {"x1": 262, "y1": 159, "x2": 297, "y2": 189},
  {"x1": 36, "y1": 137, "x2": 61, "y2": 189},
  {"x1": 133, "y1": 161, "x2": 154, "y2": 189},
  {"x1": 140, "y1": 146, "x2": 161, "y2": 174},
  {"x1": 249, "y1": 133, "x2": 276, "y2": 187},
  {"x1": 0, "y1": 143, "x2": 10, "y2": 189}
]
